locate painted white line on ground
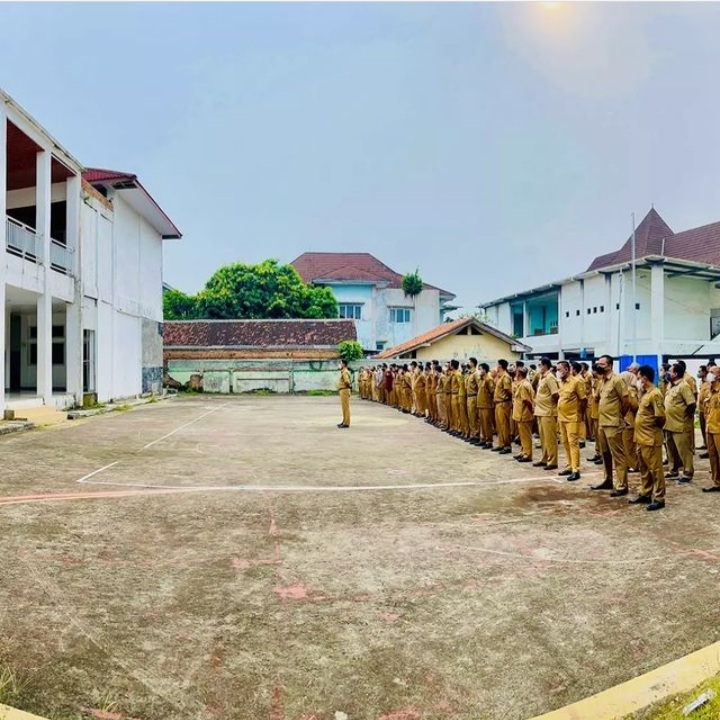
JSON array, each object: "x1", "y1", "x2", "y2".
[
  {"x1": 140, "y1": 403, "x2": 230, "y2": 451},
  {"x1": 76, "y1": 462, "x2": 120, "y2": 484}
]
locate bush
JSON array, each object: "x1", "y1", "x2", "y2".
[
  {"x1": 337, "y1": 340, "x2": 364, "y2": 362},
  {"x1": 401, "y1": 269, "x2": 423, "y2": 297}
]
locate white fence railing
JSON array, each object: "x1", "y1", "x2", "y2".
[
  {"x1": 50, "y1": 238, "x2": 73, "y2": 275},
  {"x1": 6, "y1": 217, "x2": 41, "y2": 262}
]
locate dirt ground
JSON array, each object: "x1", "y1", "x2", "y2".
[{"x1": 2, "y1": 395, "x2": 720, "y2": 720}]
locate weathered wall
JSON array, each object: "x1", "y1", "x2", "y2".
[
  {"x1": 165, "y1": 358, "x2": 345, "y2": 393},
  {"x1": 142, "y1": 318, "x2": 163, "y2": 393}
]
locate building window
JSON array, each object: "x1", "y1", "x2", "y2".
[
  {"x1": 389, "y1": 308, "x2": 412, "y2": 324},
  {"x1": 376, "y1": 342, "x2": 386, "y2": 351},
  {"x1": 635, "y1": 302, "x2": 640, "y2": 310},
  {"x1": 600, "y1": 305, "x2": 604, "y2": 312},
  {"x1": 339, "y1": 304, "x2": 362, "y2": 320},
  {"x1": 587, "y1": 308, "x2": 591, "y2": 315},
  {"x1": 565, "y1": 311, "x2": 569, "y2": 318},
  {"x1": 576, "y1": 310, "x2": 580, "y2": 316},
  {"x1": 593, "y1": 307, "x2": 597, "y2": 314},
  {"x1": 616, "y1": 303, "x2": 620, "y2": 310}
]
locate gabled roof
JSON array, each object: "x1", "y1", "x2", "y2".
[
  {"x1": 586, "y1": 207, "x2": 675, "y2": 271},
  {"x1": 83, "y1": 168, "x2": 182, "y2": 240},
  {"x1": 290, "y1": 252, "x2": 455, "y2": 300},
  {"x1": 664, "y1": 220, "x2": 720, "y2": 265},
  {"x1": 163, "y1": 319, "x2": 356, "y2": 348},
  {"x1": 374, "y1": 316, "x2": 530, "y2": 359}
]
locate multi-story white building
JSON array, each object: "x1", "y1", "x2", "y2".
[
  {"x1": 478, "y1": 208, "x2": 720, "y2": 371},
  {"x1": 291, "y1": 252, "x2": 456, "y2": 354},
  {"x1": 1, "y1": 89, "x2": 181, "y2": 415}
]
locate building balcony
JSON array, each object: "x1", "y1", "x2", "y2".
[{"x1": 5, "y1": 216, "x2": 74, "y2": 275}]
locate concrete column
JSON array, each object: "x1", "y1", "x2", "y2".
[
  {"x1": 650, "y1": 262, "x2": 665, "y2": 371},
  {"x1": 0, "y1": 103, "x2": 7, "y2": 414},
  {"x1": 36, "y1": 149, "x2": 53, "y2": 404},
  {"x1": 65, "y1": 174, "x2": 82, "y2": 405},
  {"x1": 523, "y1": 301, "x2": 529, "y2": 339}
]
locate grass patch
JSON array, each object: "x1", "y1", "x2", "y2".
[
  {"x1": 111, "y1": 404, "x2": 133, "y2": 413},
  {"x1": 626, "y1": 672, "x2": 720, "y2": 719},
  {"x1": 0, "y1": 664, "x2": 24, "y2": 707},
  {"x1": 302, "y1": 389, "x2": 337, "y2": 397}
]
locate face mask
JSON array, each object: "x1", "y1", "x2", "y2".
[
  {"x1": 557, "y1": 370, "x2": 566, "y2": 379},
  {"x1": 635, "y1": 380, "x2": 644, "y2": 391},
  {"x1": 708, "y1": 373, "x2": 717, "y2": 383}
]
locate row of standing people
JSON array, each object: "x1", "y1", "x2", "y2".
[{"x1": 357, "y1": 356, "x2": 720, "y2": 511}]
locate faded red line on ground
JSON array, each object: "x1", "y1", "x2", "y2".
[{"x1": 0, "y1": 488, "x2": 186, "y2": 506}]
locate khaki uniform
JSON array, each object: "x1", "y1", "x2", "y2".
[
  {"x1": 634, "y1": 387, "x2": 666, "y2": 502},
  {"x1": 437, "y1": 374, "x2": 448, "y2": 428},
  {"x1": 698, "y1": 380, "x2": 710, "y2": 448},
  {"x1": 583, "y1": 373, "x2": 595, "y2": 440},
  {"x1": 534, "y1": 371, "x2": 559, "y2": 467},
  {"x1": 415, "y1": 371, "x2": 427, "y2": 417},
  {"x1": 684, "y1": 373, "x2": 699, "y2": 451},
  {"x1": 477, "y1": 374, "x2": 496, "y2": 444},
  {"x1": 620, "y1": 371, "x2": 640, "y2": 470},
  {"x1": 338, "y1": 367, "x2": 352, "y2": 425},
  {"x1": 458, "y1": 372, "x2": 470, "y2": 436},
  {"x1": 466, "y1": 370, "x2": 480, "y2": 438},
  {"x1": 512, "y1": 378, "x2": 535, "y2": 459},
  {"x1": 704, "y1": 384, "x2": 720, "y2": 488},
  {"x1": 664, "y1": 380, "x2": 696, "y2": 478},
  {"x1": 494, "y1": 371, "x2": 513, "y2": 449},
  {"x1": 598, "y1": 372, "x2": 630, "y2": 490},
  {"x1": 558, "y1": 374, "x2": 586, "y2": 473},
  {"x1": 450, "y1": 370, "x2": 462, "y2": 432}
]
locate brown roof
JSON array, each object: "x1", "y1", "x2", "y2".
[
  {"x1": 374, "y1": 316, "x2": 530, "y2": 359},
  {"x1": 163, "y1": 319, "x2": 357, "y2": 348},
  {"x1": 586, "y1": 208, "x2": 675, "y2": 271},
  {"x1": 664, "y1": 220, "x2": 720, "y2": 265},
  {"x1": 290, "y1": 252, "x2": 455, "y2": 300}
]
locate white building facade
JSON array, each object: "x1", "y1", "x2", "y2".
[
  {"x1": 1, "y1": 90, "x2": 180, "y2": 415},
  {"x1": 478, "y1": 209, "x2": 720, "y2": 371}
]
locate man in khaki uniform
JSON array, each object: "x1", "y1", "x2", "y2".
[
  {"x1": 414, "y1": 364, "x2": 427, "y2": 418},
  {"x1": 629, "y1": 365, "x2": 666, "y2": 511},
  {"x1": 702, "y1": 365, "x2": 720, "y2": 493},
  {"x1": 593, "y1": 355, "x2": 631, "y2": 495},
  {"x1": 493, "y1": 359, "x2": 513, "y2": 454},
  {"x1": 664, "y1": 362, "x2": 696, "y2": 483},
  {"x1": 337, "y1": 359, "x2": 352, "y2": 428},
  {"x1": 466, "y1": 358, "x2": 480, "y2": 444},
  {"x1": 457, "y1": 364, "x2": 470, "y2": 438},
  {"x1": 557, "y1": 360, "x2": 586, "y2": 481},
  {"x1": 533, "y1": 357, "x2": 559, "y2": 469},
  {"x1": 697, "y1": 365, "x2": 709, "y2": 456},
  {"x1": 620, "y1": 363, "x2": 640, "y2": 472},
  {"x1": 512, "y1": 367, "x2": 535, "y2": 462},
  {"x1": 477, "y1": 363, "x2": 495, "y2": 449}
]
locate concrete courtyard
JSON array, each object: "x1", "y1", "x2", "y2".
[{"x1": 2, "y1": 395, "x2": 720, "y2": 720}]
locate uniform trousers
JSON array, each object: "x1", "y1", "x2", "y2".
[
  {"x1": 707, "y1": 431, "x2": 720, "y2": 489},
  {"x1": 517, "y1": 420, "x2": 533, "y2": 459},
  {"x1": 467, "y1": 397, "x2": 478, "y2": 437},
  {"x1": 637, "y1": 443, "x2": 665, "y2": 502},
  {"x1": 339, "y1": 389, "x2": 351, "y2": 426},
  {"x1": 559, "y1": 420, "x2": 581, "y2": 472},
  {"x1": 598, "y1": 425, "x2": 628, "y2": 491},
  {"x1": 479, "y1": 407, "x2": 494, "y2": 444},
  {"x1": 495, "y1": 402, "x2": 512, "y2": 448},
  {"x1": 666, "y1": 428, "x2": 694, "y2": 477},
  {"x1": 538, "y1": 415, "x2": 558, "y2": 466},
  {"x1": 458, "y1": 396, "x2": 469, "y2": 436}
]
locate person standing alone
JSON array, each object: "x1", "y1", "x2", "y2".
[{"x1": 337, "y1": 359, "x2": 352, "y2": 428}]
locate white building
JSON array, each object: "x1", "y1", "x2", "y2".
[
  {"x1": 1, "y1": 89, "x2": 181, "y2": 415},
  {"x1": 478, "y1": 208, "x2": 720, "y2": 370},
  {"x1": 291, "y1": 252, "x2": 456, "y2": 353}
]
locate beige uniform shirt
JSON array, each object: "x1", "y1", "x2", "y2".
[
  {"x1": 598, "y1": 373, "x2": 628, "y2": 428},
  {"x1": 512, "y1": 379, "x2": 535, "y2": 423},
  {"x1": 494, "y1": 372, "x2": 512, "y2": 404},
  {"x1": 634, "y1": 387, "x2": 665, "y2": 446},
  {"x1": 557, "y1": 374, "x2": 586, "y2": 423},
  {"x1": 534, "y1": 372, "x2": 559, "y2": 418},
  {"x1": 705, "y1": 385, "x2": 720, "y2": 434},
  {"x1": 338, "y1": 368, "x2": 351, "y2": 390},
  {"x1": 664, "y1": 380, "x2": 695, "y2": 433},
  {"x1": 477, "y1": 375, "x2": 495, "y2": 409}
]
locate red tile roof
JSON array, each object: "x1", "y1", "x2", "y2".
[
  {"x1": 374, "y1": 316, "x2": 529, "y2": 359},
  {"x1": 290, "y1": 252, "x2": 455, "y2": 300},
  {"x1": 664, "y1": 220, "x2": 720, "y2": 265},
  {"x1": 163, "y1": 319, "x2": 357, "y2": 348}
]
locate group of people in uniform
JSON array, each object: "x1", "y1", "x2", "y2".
[{"x1": 354, "y1": 356, "x2": 720, "y2": 511}]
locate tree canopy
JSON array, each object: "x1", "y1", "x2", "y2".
[
  {"x1": 401, "y1": 269, "x2": 424, "y2": 297},
  {"x1": 163, "y1": 260, "x2": 338, "y2": 321}
]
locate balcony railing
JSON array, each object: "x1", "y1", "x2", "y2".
[
  {"x1": 6, "y1": 217, "x2": 41, "y2": 262},
  {"x1": 50, "y1": 238, "x2": 73, "y2": 275}
]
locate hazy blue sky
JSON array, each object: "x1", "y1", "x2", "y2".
[{"x1": 2, "y1": 2, "x2": 720, "y2": 312}]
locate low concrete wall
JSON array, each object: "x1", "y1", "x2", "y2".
[{"x1": 165, "y1": 359, "x2": 348, "y2": 393}]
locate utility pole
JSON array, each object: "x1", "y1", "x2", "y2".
[{"x1": 631, "y1": 212, "x2": 637, "y2": 363}]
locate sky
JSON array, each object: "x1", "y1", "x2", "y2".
[{"x1": 2, "y1": 2, "x2": 720, "y2": 313}]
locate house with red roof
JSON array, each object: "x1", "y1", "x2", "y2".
[
  {"x1": 1, "y1": 88, "x2": 180, "y2": 415},
  {"x1": 477, "y1": 207, "x2": 720, "y2": 369},
  {"x1": 291, "y1": 252, "x2": 456, "y2": 354}
]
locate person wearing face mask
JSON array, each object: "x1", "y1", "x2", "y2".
[
  {"x1": 697, "y1": 365, "x2": 710, "y2": 458},
  {"x1": 466, "y1": 358, "x2": 480, "y2": 444},
  {"x1": 512, "y1": 367, "x2": 535, "y2": 462},
  {"x1": 533, "y1": 357, "x2": 560, "y2": 470},
  {"x1": 629, "y1": 365, "x2": 667, "y2": 511},
  {"x1": 593, "y1": 355, "x2": 631, "y2": 495},
  {"x1": 477, "y1": 363, "x2": 496, "y2": 449},
  {"x1": 493, "y1": 359, "x2": 513, "y2": 454},
  {"x1": 702, "y1": 366, "x2": 720, "y2": 493},
  {"x1": 620, "y1": 363, "x2": 641, "y2": 474},
  {"x1": 556, "y1": 360, "x2": 586, "y2": 481},
  {"x1": 664, "y1": 362, "x2": 696, "y2": 483}
]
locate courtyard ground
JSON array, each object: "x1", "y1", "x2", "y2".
[{"x1": 2, "y1": 395, "x2": 720, "y2": 720}]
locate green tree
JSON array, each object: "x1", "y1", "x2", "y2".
[
  {"x1": 163, "y1": 289, "x2": 199, "y2": 320},
  {"x1": 337, "y1": 340, "x2": 364, "y2": 363},
  {"x1": 401, "y1": 269, "x2": 424, "y2": 297},
  {"x1": 195, "y1": 259, "x2": 338, "y2": 320}
]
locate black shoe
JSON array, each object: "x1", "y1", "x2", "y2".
[
  {"x1": 579, "y1": 441, "x2": 586, "y2": 449},
  {"x1": 337, "y1": 424, "x2": 349, "y2": 429},
  {"x1": 491, "y1": 447, "x2": 503, "y2": 452},
  {"x1": 513, "y1": 454, "x2": 524, "y2": 460},
  {"x1": 499, "y1": 448, "x2": 512, "y2": 455},
  {"x1": 591, "y1": 480, "x2": 613, "y2": 491},
  {"x1": 567, "y1": 472, "x2": 581, "y2": 481},
  {"x1": 593, "y1": 458, "x2": 604, "y2": 465},
  {"x1": 629, "y1": 495, "x2": 652, "y2": 505},
  {"x1": 702, "y1": 486, "x2": 720, "y2": 493},
  {"x1": 662, "y1": 458, "x2": 669, "y2": 466},
  {"x1": 647, "y1": 501, "x2": 665, "y2": 511},
  {"x1": 677, "y1": 476, "x2": 693, "y2": 484},
  {"x1": 517, "y1": 457, "x2": 532, "y2": 463},
  {"x1": 665, "y1": 472, "x2": 679, "y2": 480},
  {"x1": 587, "y1": 455, "x2": 601, "y2": 462},
  {"x1": 558, "y1": 469, "x2": 572, "y2": 477},
  {"x1": 532, "y1": 462, "x2": 547, "y2": 468},
  {"x1": 544, "y1": 465, "x2": 558, "y2": 471},
  {"x1": 610, "y1": 488, "x2": 628, "y2": 497},
  {"x1": 700, "y1": 452, "x2": 710, "y2": 459}
]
